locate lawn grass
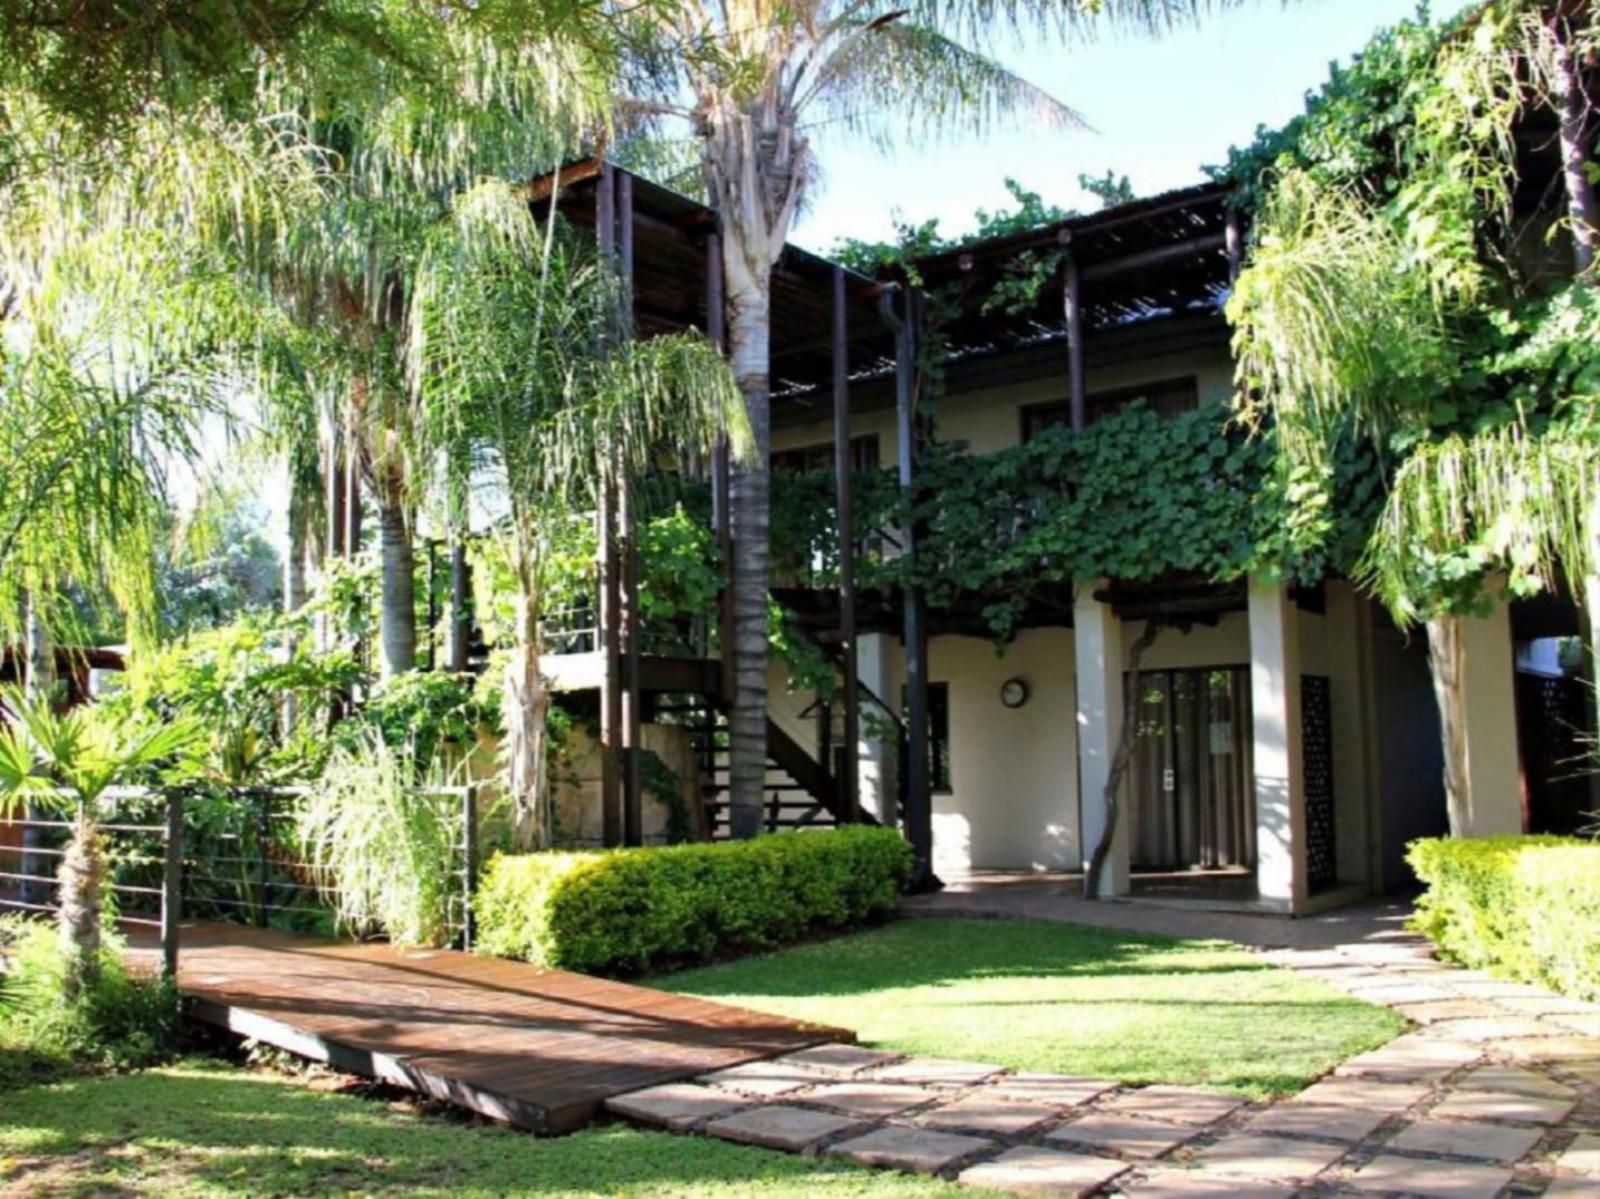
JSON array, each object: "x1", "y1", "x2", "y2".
[
  {"x1": 661, "y1": 916, "x2": 1407, "y2": 1099},
  {"x1": 0, "y1": 1059, "x2": 986, "y2": 1198}
]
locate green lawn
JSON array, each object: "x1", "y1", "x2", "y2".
[
  {"x1": 661, "y1": 917, "x2": 1406, "y2": 1099},
  {"x1": 0, "y1": 1060, "x2": 983, "y2": 1198}
]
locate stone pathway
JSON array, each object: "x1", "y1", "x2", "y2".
[{"x1": 603, "y1": 916, "x2": 1600, "y2": 1197}]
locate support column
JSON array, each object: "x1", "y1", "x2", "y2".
[
  {"x1": 596, "y1": 161, "x2": 622, "y2": 847},
  {"x1": 619, "y1": 170, "x2": 642, "y2": 846},
  {"x1": 832, "y1": 265, "x2": 860, "y2": 822},
  {"x1": 1063, "y1": 244, "x2": 1085, "y2": 432},
  {"x1": 707, "y1": 232, "x2": 734, "y2": 705},
  {"x1": 1249, "y1": 577, "x2": 1308, "y2": 913},
  {"x1": 881, "y1": 285, "x2": 934, "y2": 890},
  {"x1": 1074, "y1": 582, "x2": 1129, "y2": 897},
  {"x1": 1457, "y1": 599, "x2": 1523, "y2": 836}
]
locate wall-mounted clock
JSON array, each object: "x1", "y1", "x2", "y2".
[{"x1": 1000, "y1": 677, "x2": 1030, "y2": 709}]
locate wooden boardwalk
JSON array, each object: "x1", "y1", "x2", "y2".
[{"x1": 144, "y1": 924, "x2": 847, "y2": 1134}]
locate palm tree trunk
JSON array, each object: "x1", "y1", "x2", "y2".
[
  {"x1": 1426, "y1": 614, "x2": 1471, "y2": 837},
  {"x1": 724, "y1": 272, "x2": 773, "y2": 839},
  {"x1": 377, "y1": 467, "x2": 416, "y2": 679},
  {"x1": 504, "y1": 588, "x2": 549, "y2": 848},
  {"x1": 1552, "y1": 9, "x2": 1598, "y2": 274},
  {"x1": 20, "y1": 592, "x2": 52, "y2": 906},
  {"x1": 57, "y1": 808, "x2": 103, "y2": 996}
]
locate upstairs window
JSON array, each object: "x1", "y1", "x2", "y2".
[
  {"x1": 771, "y1": 435, "x2": 881, "y2": 474},
  {"x1": 1021, "y1": 376, "x2": 1200, "y2": 441}
]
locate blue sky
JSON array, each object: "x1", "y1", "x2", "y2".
[{"x1": 792, "y1": 0, "x2": 1476, "y2": 253}]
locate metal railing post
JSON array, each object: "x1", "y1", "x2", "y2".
[
  {"x1": 461, "y1": 785, "x2": 478, "y2": 951},
  {"x1": 161, "y1": 790, "x2": 183, "y2": 979},
  {"x1": 254, "y1": 789, "x2": 270, "y2": 928}
]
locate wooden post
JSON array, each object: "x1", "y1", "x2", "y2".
[
  {"x1": 708, "y1": 231, "x2": 734, "y2": 703},
  {"x1": 1226, "y1": 208, "x2": 1244, "y2": 285},
  {"x1": 619, "y1": 171, "x2": 643, "y2": 846},
  {"x1": 881, "y1": 286, "x2": 934, "y2": 889},
  {"x1": 1064, "y1": 243, "x2": 1086, "y2": 432},
  {"x1": 461, "y1": 784, "x2": 479, "y2": 950},
  {"x1": 447, "y1": 538, "x2": 471, "y2": 672},
  {"x1": 597, "y1": 162, "x2": 623, "y2": 847},
  {"x1": 425, "y1": 539, "x2": 438, "y2": 671},
  {"x1": 161, "y1": 790, "x2": 183, "y2": 979},
  {"x1": 832, "y1": 266, "x2": 860, "y2": 822}
]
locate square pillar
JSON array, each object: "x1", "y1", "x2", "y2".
[
  {"x1": 1249, "y1": 577, "x2": 1308, "y2": 913},
  {"x1": 1074, "y1": 581, "x2": 1129, "y2": 897},
  {"x1": 1458, "y1": 600, "x2": 1523, "y2": 836},
  {"x1": 857, "y1": 633, "x2": 894, "y2": 823}
]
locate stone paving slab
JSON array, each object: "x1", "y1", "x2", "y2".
[
  {"x1": 1497, "y1": 1035, "x2": 1600, "y2": 1065},
  {"x1": 703, "y1": 1104, "x2": 867, "y2": 1152},
  {"x1": 986, "y1": 1072, "x2": 1118, "y2": 1107},
  {"x1": 872, "y1": 1056, "x2": 1006, "y2": 1088},
  {"x1": 1393, "y1": 999, "x2": 1509, "y2": 1025},
  {"x1": 1241, "y1": 1099, "x2": 1392, "y2": 1143},
  {"x1": 804, "y1": 1081, "x2": 938, "y2": 1119},
  {"x1": 1191, "y1": 1132, "x2": 1349, "y2": 1179},
  {"x1": 1384, "y1": 1116, "x2": 1545, "y2": 1163},
  {"x1": 1117, "y1": 1168, "x2": 1302, "y2": 1197},
  {"x1": 1427, "y1": 1087, "x2": 1576, "y2": 1126},
  {"x1": 918, "y1": 1092, "x2": 1063, "y2": 1137},
  {"x1": 1045, "y1": 1113, "x2": 1196, "y2": 1159},
  {"x1": 1292, "y1": 1077, "x2": 1434, "y2": 1113},
  {"x1": 956, "y1": 1146, "x2": 1130, "y2": 1196},
  {"x1": 1554, "y1": 1131, "x2": 1600, "y2": 1174},
  {"x1": 1542, "y1": 1178, "x2": 1600, "y2": 1198},
  {"x1": 604, "y1": 1083, "x2": 749, "y2": 1131},
  {"x1": 1342, "y1": 1153, "x2": 1516, "y2": 1199},
  {"x1": 1550, "y1": 1013, "x2": 1600, "y2": 1038},
  {"x1": 1459, "y1": 1064, "x2": 1577, "y2": 1100},
  {"x1": 699, "y1": 1059, "x2": 819, "y2": 1097},
  {"x1": 827, "y1": 1125, "x2": 995, "y2": 1174},
  {"x1": 777, "y1": 1044, "x2": 902, "y2": 1077},
  {"x1": 1432, "y1": 1016, "x2": 1562, "y2": 1043},
  {"x1": 1096, "y1": 1086, "x2": 1246, "y2": 1127},
  {"x1": 1494, "y1": 994, "x2": 1597, "y2": 1018}
]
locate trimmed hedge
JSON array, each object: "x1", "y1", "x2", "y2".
[
  {"x1": 1408, "y1": 835, "x2": 1600, "y2": 1001},
  {"x1": 473, "y1": 826, "x2": 913, "y2": 976}
]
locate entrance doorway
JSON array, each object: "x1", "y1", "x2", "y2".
[{"x1": 1128, "y1": 667, "x2": 1256, "y2": 871}]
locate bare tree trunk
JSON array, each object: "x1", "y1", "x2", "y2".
[
  {"x1": 724, "y1": 274, "x2": 773, "y2": 839},
  {"x1": 1426, "y1": 615, "x2": 1471, "y2": 837},
  {"x1": 20, "y1": 592, "x2": 53, "y2": 907},
  {"x1": 1084, "y1": 621, "x2": 1160, "y2": 900},
  {"x1": 1552, "y1": 9, "x2": 1598, "y2": 274},
  {"x1": 377, "y1": 468, "x2": 416, "y2": 680},
  {"x1": 504, "y1": 590, "x2": 549, "y2": 849}
]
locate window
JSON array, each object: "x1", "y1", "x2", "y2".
[
  {"x1": 929, "y1": 683, "x2": 952, "y2": 794},
  {"x1": 771, "y1": 434, "x2": 880, "y2": 474},
  {"x1": 1020, "y1": 376, "x2": 1200, "y2": 441}
]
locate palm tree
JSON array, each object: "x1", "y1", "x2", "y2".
[
  {"x1": 636, "y1": 0, "x2": 1265, "y2": 835},
  {"x1": 409, "y1": 180, "x2": 750, "y2": 841},
  {"x1": 0, "y1": 688, "x2": 197, "y2": 993}
]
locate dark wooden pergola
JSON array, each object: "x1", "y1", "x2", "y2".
[{"x1": 530, "y1": 159, "x2": 1241, "y2": 883}]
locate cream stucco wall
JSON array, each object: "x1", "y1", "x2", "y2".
[{"x1": 928, "y1": 629, "x2": 1080, "y2": 875}]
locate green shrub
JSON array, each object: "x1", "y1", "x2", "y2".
[
  {"x1": 475, "y1": 827, "x2": 913, "y2": 976},
  {"x1": 0, "y1": 917, "x2": 178, "y2": 1086},
  {"x1": 1408, "y1": 835, "x2": 1600, "y2": 1001}
]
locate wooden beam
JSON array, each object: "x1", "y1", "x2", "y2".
[
  {"x1": 1079, "y1": 232, "x2": 1227, "y2": 284},
  {"x1": 833, "y1": 266, "x2": 860, "y2": 822},
  {"x1": 527, "y1": 158, "x2": 602, "y2": 204},
  {"x1": 1226, "y1": 208, "x2": 1244, "y2": 284}
]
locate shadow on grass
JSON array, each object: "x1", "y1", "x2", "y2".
[
  {"x1": 0, "y1": 1061, "x2": 965, "y2": 1198},
  {"x1": 657, "y1": 916, "x2": 1283, "y2": 1000}
]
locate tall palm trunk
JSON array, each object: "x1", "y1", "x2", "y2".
[
  {"x1": 1426, "y1": 615, "x2": 1471, "y2": 837},
  {"x1": 57, "y1": 809, "x2": 103, "y2": 996},
  {"x1": 724, "y1": 270, "x2": 774, "y2": 839},
  {"x1": 505, "y1": 586, "x2": 550, "y2": 848},
  {"x1": 377, "y1": 466, "x2": 416, "y2": 679}
]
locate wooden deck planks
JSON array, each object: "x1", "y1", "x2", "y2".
[{"x1": 155, "y1": 923, "x2": 847, "y2": 1133}]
